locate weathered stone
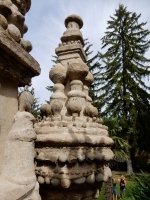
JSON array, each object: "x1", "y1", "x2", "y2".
[
  {"x1": 61, "y1": 179, "x2": 71, "y2": 188},
  {"x1": 45, "y1": 177, "x2": 51, "y2": 184},
  {"x1": 73, "y1": 177, "x2": 86, "y2": 184},
  {"x1": 19, "y1": 91, "x2": 34, "y2": 112},
  {"x1": 51, "y1": 178, "x2": 60, "y2": 186},
  {"x1": 96, "y1": 173, "x2": 103, "y2": 182},
  {"x1": 38, "y1": 176, "x2": 45, "y2": 184},
  {"x1": 20, "y1": 38, "x2": 33, "y2": 52},
  {"x1": 51, "y1": 100, "x2": 63, "y2": 116},
  {"x1": 58, "y1": 153, "x2": 68, "y2": 162},
  {"x1": 40, "y1": 104, "x2": 51, "y2": 118},
  {"x1": 0, "y1": 14, "x2": 7, "y2": 29},
  {"x1": 49, "y1": 63, "x2": 67, "y2": 84},
  {"x1": 86, "y1": 174, "x2": 95, "y2": 184},
  {"x1": 0, "y1": 27, "x2": 40, "y2": 86},
  {"x1": 33, "y1": 14, "x2": 114, "y2": 200},
  {"x1": 0, "y1": 1, "x2": 41, "y2": 199},
  {"x1": 7, "y1": 24, "x2": 21, "y2": 41}
]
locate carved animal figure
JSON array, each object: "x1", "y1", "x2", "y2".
[
  {"x1": 40, "y1": 104, "x2": 51, "y2": 118},
  {"x1": 18, "y1": 91, "x2": 34, "y2": 112}
]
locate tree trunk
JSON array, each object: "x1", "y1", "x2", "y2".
[
  {"x1": 127, "y1": 159, "x2": 133, "y2": 175},
  {"x1": 126, "y1": 140, "x2": 133, "y2": 175},
  {"x1": 105, "y1": 177, "x2": 112, "y2": 200}
]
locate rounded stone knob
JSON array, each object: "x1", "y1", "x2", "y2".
[
  {"x1": 49, "y1": 63, "x2": 66, "y2": 84},
  {"x1": 45, "y1": 177, "x2": 50, "y2": 184},
  {"x1": 23, "y1": 23, "x2": 28, "y2": 34},
  {"x1": 7, "y1": 24, "x2": 21, "y2": 42},
  {"x1": 38, "y1": 176, "x2": 45, "y2": 184},
  {"x1": 0, "y1": 14, "x2": 8, "y2": 29},
  {"x1": 84, "y1": 72, "x2": 94, "y2": 86},
  {"x1": 20, "y1": 38, "x2": 32, "y2": 52},
  {"x1": 51, "y1": 100, "x2": 63, "y2": 116},
  {"x1": 67, "y1": 97, "x2": 82, "y2": 116},
  {"x1": 86, "y1": 174, "x2": 95, "y2": 184},
  {"x1": 65, "y1": 14, "x2": 83, "y2": 29},
  {"x1": 51, "y1": 178, "x2": 60, "y2": 186},
  {"x1": 85, "y1": 104, "x2": 98, "y2": 117},
  {"x1": 61, "y1": 178, "x2": 71, "y2": 188},
  {"x1": 67, "y1": 62, "x2": 88, "y2": 81}
]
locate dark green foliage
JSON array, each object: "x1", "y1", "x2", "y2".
[
  {"x1": 103, "y1": 117, "x2": 130, "y2": 164},
  {"x1": 46, "y1": 86, "x2": 53, "y2": 93},
  {"x1": 98, "y1": 4, "x2": 150, "y2": 151},
  {"x1": 45, "y1": 86, "x2": 53, "y2": 104},
  {"x1": 45, "y1": 56, "x2": 56, "y2": 103},
  {"x1": 84, "y1": 39, "x2": 102, "y2": 111},
  {"x1": 103, "y1": 117, "x2": 122, "y2": 136},
  {"x1": 123, "y1": 171, "x2": 150, "y2": 200},
  {"x1": 51, "y1": 55, "x2": 58, "y2": 66},
  {"x1": 19, "y1": 86, "x2": 40, "y2": 118}
]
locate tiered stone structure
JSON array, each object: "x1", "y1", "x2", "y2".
[
  {"x1": 0, "y1": 0, "x2": 41, "y2": 199},
  {"x1": 34, "y1": 14, "x2": 114, "y2": 200}
]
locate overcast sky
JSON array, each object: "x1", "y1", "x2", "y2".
[{"x1": 24, "y1": 0, "x2": 150, "y2": 104}]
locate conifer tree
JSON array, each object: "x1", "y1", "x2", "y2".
[
  {"x1": 84, "y1": 39, "x2": 101, "y2": 111},
  {"x1": 98, "y1": 4, "x2": 150, "y2": 173}
]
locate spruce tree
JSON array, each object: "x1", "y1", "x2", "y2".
[
  {"x1": 98, "y1": 4, "x2": 150, "y2": 173},
  {"x1": 84, "y1": 39, "x2": 102, "y2": 111}
]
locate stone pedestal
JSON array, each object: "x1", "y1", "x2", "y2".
[{"x1": 0, "y1": 75, "x2": 18, "y2": 173}]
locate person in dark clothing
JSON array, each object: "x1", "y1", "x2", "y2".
[{"x1": 119, "y1": 175, "x2": 126, "y2": 198}]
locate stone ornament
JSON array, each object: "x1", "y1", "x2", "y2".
[
  {"x1": 34, "y1": 14, "x2": 114, "y2": 200},
  {"x1": 0, "y1": 91, "x2": 41, "y2": 200},
  {"x1": 0, "y1": 0, "x2": 33, "y2": 52},
  {"x1": 19, "y1": 90, "x2": 34, "y2": 111}
]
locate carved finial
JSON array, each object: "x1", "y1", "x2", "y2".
[
  {"x1": 61, "y1": 14, "x2": 84, "y2": 46},
  {"x1": 18, "y1": 91, "x2": 34, "y2": 112}
]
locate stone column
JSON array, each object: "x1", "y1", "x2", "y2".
[
  {"x1": 0, "y1": 0, "x2": 40, "y2": 174},
  {"x1": 0, "y1": 1, "x2": 41, "y2": 199},
  {"x1": 0, "y1": 76, "x2": 18, "y2": 173}
]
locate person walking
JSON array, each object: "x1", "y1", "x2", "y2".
[
  {"x1": 119, "y1": 175, "x2": 126, "y2": 198},
  {"x1": 112, "y1": 177, "x2": 118, "y2": 200}
]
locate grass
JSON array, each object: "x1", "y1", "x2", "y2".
[{"x1": 96, "y1": 173, "x2": 135, "y2": 200}]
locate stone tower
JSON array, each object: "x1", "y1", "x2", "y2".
[
  {"x1": 34, "y1": 14, "x2": 114, "y2": 200},
  {"x1": 0, "y1": 0, "x2": 41, "y2": 199}
]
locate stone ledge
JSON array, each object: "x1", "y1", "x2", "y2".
[
  {"x1": 0, "y1": 27, "x2": 40, "y2": 86},
  {"x1": 55, "y1": 43, "x2": 86, "y2": 62}
]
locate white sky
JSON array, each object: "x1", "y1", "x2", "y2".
[{"x1": 24, "y1": 0, "x2": 150, "y2": 104}]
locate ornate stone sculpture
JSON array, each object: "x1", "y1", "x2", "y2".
[
  {"x1": 0, "y1": 0, "x2": 40, "y2": 179},
  {"x1": 0, "y1": 0, "x2": 32, "y2": 52},
  {"x1": 0, "y1": 1, "x2": 41, "y2": 199},
  {"x1": 34, "y1": 14, "x2": 114, "y2": 200},
  {"x1": 0, "y1": 91, "x2": 41, "y2": 200}
]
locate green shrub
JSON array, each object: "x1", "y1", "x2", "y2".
[{"x1": 122, "y1": 171, "x2": 150, "y2": 200}]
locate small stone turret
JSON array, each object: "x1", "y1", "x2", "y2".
[{"x1": 34, "y1": 14, "x2": 114, "y2": 200}]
